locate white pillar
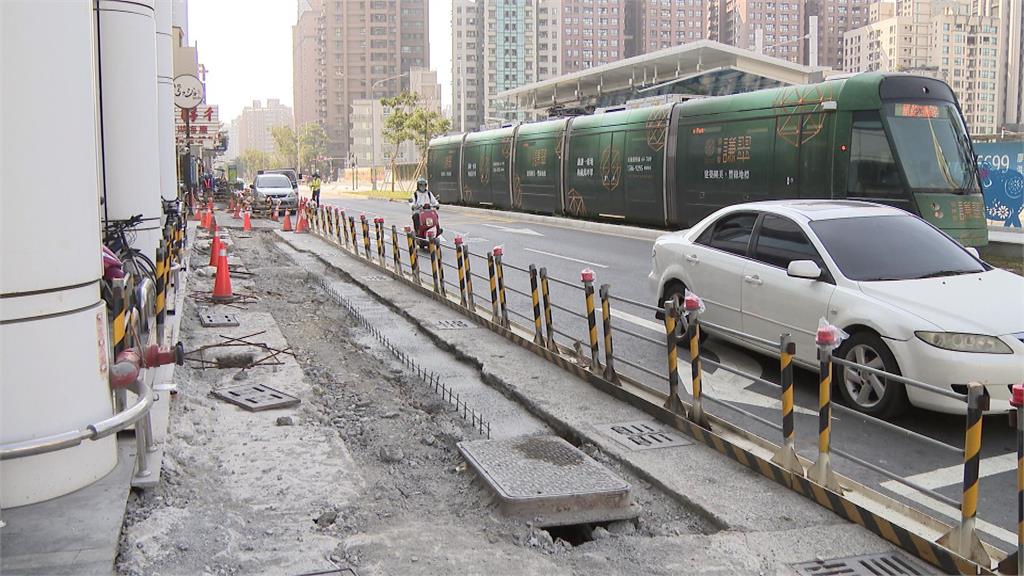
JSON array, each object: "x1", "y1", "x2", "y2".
[
  {"x1": 156, "y1": 0, "x2": 176, "y2": 202},
  {"x1": 1, "y1": 0, "x2": 117, "y2": 507},
  {"x1": 96, "y1": 0, "x2": 162, "y2": 261}
]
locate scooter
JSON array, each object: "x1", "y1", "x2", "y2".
[{"x1": 414, "y1": 204, "x2": 443, "y2": 249}]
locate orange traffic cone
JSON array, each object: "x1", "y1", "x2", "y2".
[
  {"x1": 242, "y1": 210, "x2": 252, "y2": 232},
  {"x1": 295, "y1": 209, "x2": 308, "y2": 233},
  {"x1": 201, "y1": 208, "x2": 211, "y2": 229},
  {"x1": 210, "y1": 213, "x2": 218, "y2": 232},
  {"x1": 211, "y1": 246, "x2": 233, "y2": 302},
  {"x1": 209, "y1": 233, "x2": 221, "y2": 267},
  {"x1": 282, "y1": 210, "x2": 292, "y2": 232},
  {"x1": 271, "y1": 202, "x2": 279, "y2": 222},
  {"x1": 192, "y1": 203, "x2": 201, "y2": 221},
  {"x1": 228, "y1": 196, "x2": 235, "y2": 212},
  {"x1": 233, "y1": 200, "x2": 242, "y2": 220}
]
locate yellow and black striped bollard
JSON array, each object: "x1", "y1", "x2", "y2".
[
  {"x1": 487, "y1": 251, "x2": 500, "y2": 324},
  {"x1": 942, "y1": 382, "x2": 991, "y2": 565},
  {"x1": 374, "y1": 217, "x2": 385, "y2": 266},
  {"x1": 341, "y1": 210, "x2": 350, "y2": 247},
  {"x1": 771, "y1": 334, "x2": 803, "y2": 475},
  {"x1": 463, "y1": 243, "x2": 475, "y2": 313},
  {"x1": 808, "y1": 326, "x2": 842, "y2": 492},
  {"x1": 581, "y1": 269, "x2": 601, "y2": 372},
  {"x1": 164, "y1": 241, "x2": 176, "y2": 317},
  {"x1": 493, "y1": 247, "x2": 508, "y2": 328},
  {"x1": 682, "y1": 294, "x2": 707, "y2": 427},
  {"x1": 154, "y1": 243, "x2": 166, "y2": 346},
  {"x1": 427, "y1": 231, "x2": 440, "y2": 293},
  {"x1": 112, "y1": 277, "x2": 127, "y2": 357},
  {"x1": 391, "y1": 224, "x2": 402, "y2": 276},
  {"x1": 1001, "y1": 385, "x2": 1024, "y2": 574},
  {"x1": 529, "y1": 265, "x2": 543, "y2": 345},
  {"x1": 661, "y1": 298, "x2": 685, "y2": 415},
  {"x1": 434, "y1": 235, "x2": 446, "y2": 297},
  {"x1": 540, "y1": 267, "x2": 554, "y2": 350},
  {"x1": 360, "y1": 214, "x2": 371, "y2": 259},
  {"x1": 348, "y1": 216, "x2": 357, "y2": 252},
  {"x1": 598, "y1": 284, "x2": 620, "y2": 385},
  {"x1": 405, "y1": 226, "x2": 420, "y2": 285},
  {"x1": 455, "y1": 236, "x2": 468, "y2": 307}
]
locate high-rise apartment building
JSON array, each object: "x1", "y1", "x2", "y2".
[
  {"x1": 638, "y1": 0, "x2": 707, "y2": 52},
  {"x1": 350, "y1": 68, "x2": 442, "y2": 168},
  {"x1": 843, "y1": 0, "x2": 1011, "y2": 135},
  {"x1": 293, "y1": 0, "x2": 429, "y2": 168},
  {"x1": 453, "y1": 0, "x2": 565, "y2": 131},
  {"x1": 560, "y1": 0, "x2": 628, "y2": 72},
  {"x1": 235, "y1": 99, "x2": 294, "y2": 156},
  {"x1": 973, "y1": 0, "x2": 1023, "y2": 129}
]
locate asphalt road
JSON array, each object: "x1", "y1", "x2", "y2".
[{"x1": 323, "y1": 196, "x2": 1020, "y2": 551}]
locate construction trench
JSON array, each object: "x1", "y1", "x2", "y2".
[{"x1": 116, "y1": 209, "x2": 977, "y2": 575}]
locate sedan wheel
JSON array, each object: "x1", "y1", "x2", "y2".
[{"x1": 835, "y1": 332, "x2": 907, "y2": 417}]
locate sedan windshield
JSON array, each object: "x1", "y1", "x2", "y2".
[
  {"x1": 885, "y1": 102, "x2": 979, "y2": 194},
  {"x1": 809, "y1": 215, "x2": 985, "y2": 281},
  {"x1": 256, "y1": 174, "x2": 292, "y2": 189}
]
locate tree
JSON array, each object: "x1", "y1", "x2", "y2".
[
  {"x1": 380, "y1": 92, "x2": 420, "y2": 193},
  {"x1": 238, "y1": 149, "x2": 272, "y2": 179},
  {"x1": 406, "y1": 108, "x2": 451, "y2": 167},
  {"x1": 271, "y1": 125, "x2": 298, "y2": 168},
  {"x1": 297, "y1": 122, "x2": 329, "y2": 176}
]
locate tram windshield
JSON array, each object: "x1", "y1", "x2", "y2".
[{"x1": 885, "y1": 102, "x2": 979, "y2": 194}]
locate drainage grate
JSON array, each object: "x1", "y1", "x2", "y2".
[
  {"x1": 594, "y1": 421, "x2": 691, "y2": 451},
  {"x1": 362, "y1": 274, "x2": 388, "y2": 281},
  {"x1": 459, "y1": 436, "x2": 638, "y2": 527},
  {"x1": 790, "y1": 552, "x2": 924, "y2": 576},
  {"x1": 212, "y1": 383, "x2": 300, "y2": 411},
  {"x1": 199, "y1": 311, "x2": 239, "y2": 327},
  {"x1": 435, "y1": 319, "x2": 472, "y2": 330}
]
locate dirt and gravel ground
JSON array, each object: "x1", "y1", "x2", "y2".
[{"x1": 115, "y1": 228, "x2": 718, "y2": 576}]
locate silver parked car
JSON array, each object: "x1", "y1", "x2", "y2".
[{"x1": 251, "y1": 173, "x2": 298, "y2": 210}]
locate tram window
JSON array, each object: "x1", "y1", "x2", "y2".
[{"x1": 848, "y1": 111, "x2": 903, "y2": 198}]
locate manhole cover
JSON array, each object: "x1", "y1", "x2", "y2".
[
  {"x1": 212, "y1": 383, "x2": 300, "y2": 411},
  {"x1": 199, "y1": 311, "x2": 239, "y2": 327},
  {"x1": 594, "y1": 421, "x2": 691, "y2": 451},
  {"x1": 363, "y1": 275, "x2": 388, "y2": 281},
  {"x1": 435, "y1": 319, "x2": 472, "y2": 329},
  {"x1": 458, "y1": 436, "x2": 638, "y2": 527},
  {"x1": 790, "y1": 552, "x2": 924, "y2": 576}
]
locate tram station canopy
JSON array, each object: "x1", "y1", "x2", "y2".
[{"x1": 497, "y1": 40, "x2": 831, "y2": 114}]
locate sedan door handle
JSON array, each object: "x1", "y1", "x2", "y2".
[
  {"x1": 743, "y1": 274, "x2": 763, "y2": 286},
  {"x1": 685, "y1": 254, "x2": 699, "y2": 264}
]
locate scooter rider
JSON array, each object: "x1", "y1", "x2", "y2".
[{"x1": 410, "y1": 177, "x2": 439, "y2": 232}]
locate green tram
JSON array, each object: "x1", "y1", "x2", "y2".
[{"x1": 428, "y1": 73, "x2": 988, "y2": 246}]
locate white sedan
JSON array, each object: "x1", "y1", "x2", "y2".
[{"x1": 649, "y1": 200, "x2": 1024, "y2": 416}]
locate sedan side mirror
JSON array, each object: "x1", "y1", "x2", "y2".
[{"x1": 788, "y1": 260, "x2": 822, "y2": 280}]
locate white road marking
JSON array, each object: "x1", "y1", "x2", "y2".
[
  {"x1": 481, "y1": 223, "x2": 544, "y2": 237},
  {"x1": 899, "y1": 452, "x2": 1019, "y2": 490},
  {"x1": 523, "y1": 248, "x2": 608, "y2": 269},
  {"x1": 880, "y1": 479, "x2": 1018, "y2": 546},
  {"x1": 610, "y1": 308, "x2": 664, "y2": 332}
]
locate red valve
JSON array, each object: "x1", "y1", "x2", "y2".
[{"x1": 581, "y1": 268, "x2": 595, "y2": 283}]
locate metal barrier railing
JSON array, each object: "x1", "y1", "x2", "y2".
[{"x1": 311, "y1": 209, "x2": 1015, "y2": 572}]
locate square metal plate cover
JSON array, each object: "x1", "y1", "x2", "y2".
[
  {"x1": 435, "y1": 319, "x2": 472, "y2": 330},
  {"x1": 198, "y1": 311, "x2": 239, "y2": 327},
  {"x1": 363, "y1": 274, "x2": 388, "y2": 281},
  {"x1": 212, "y1": 383, "x2": 300, "y2": 412},
  {"x1": 790, "y1": 552, "x2": 925, "y2": 576},
  {"x1": 594, "y1": 421, "x2": 692, "y2": 451}
]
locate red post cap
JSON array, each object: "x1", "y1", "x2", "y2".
[
  {"x1": 427, "y1": 230, "x2": 435, "y2": 238},
  {"x1": 334, "y1": 207, "x2": 340, "y2": 213},
  {"x1": 816, "y1": 324, "x2": 838, "y2": 346},
  {"x1": 581, "y1": 268, "x2": 595, "y2": 283},
  {"x1": 359, "y1": 213, "x2": 366, "y2": 220},
  {"x1": 683, "y1": 293, "x2": 702, "y2": 312},
  {"x1": 1012, "y1": 384, "x2": 1024, "y2": 408},
  {"x1": 375, "y1": 217, "x2": 384, "y2": 224},
  {"x1": 493, "y1": 246, "x2": 504, "y2": 256},
  {"x1": 403, "y1": 225, "x2": 412, "y2": 232},
  {"x1": 454, "y1": 235, "x2": 464, "y2": 245}
]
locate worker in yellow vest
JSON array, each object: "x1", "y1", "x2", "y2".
[{"x1": 311, "y1": 172, "x2": 322, "y2": 205}]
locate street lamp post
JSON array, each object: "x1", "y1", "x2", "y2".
[{"x1": 370, "y1": 71, "x2": 408, "y2": 192}]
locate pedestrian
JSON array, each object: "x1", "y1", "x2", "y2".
[{"x1": 311, "y1": 172, "x2": 322, "y2": 205}]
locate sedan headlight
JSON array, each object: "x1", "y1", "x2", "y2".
[{"x1": 915, "y1": 331, "x2": 1013, "y2": 354}]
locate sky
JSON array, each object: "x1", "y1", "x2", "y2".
[{"x1": 189, "y1": 0, "x2": 453, "y2": 122}]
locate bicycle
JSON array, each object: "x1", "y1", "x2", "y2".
[{"x1": 103, "y1": 215, "x2": 159, "y2": 337}]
